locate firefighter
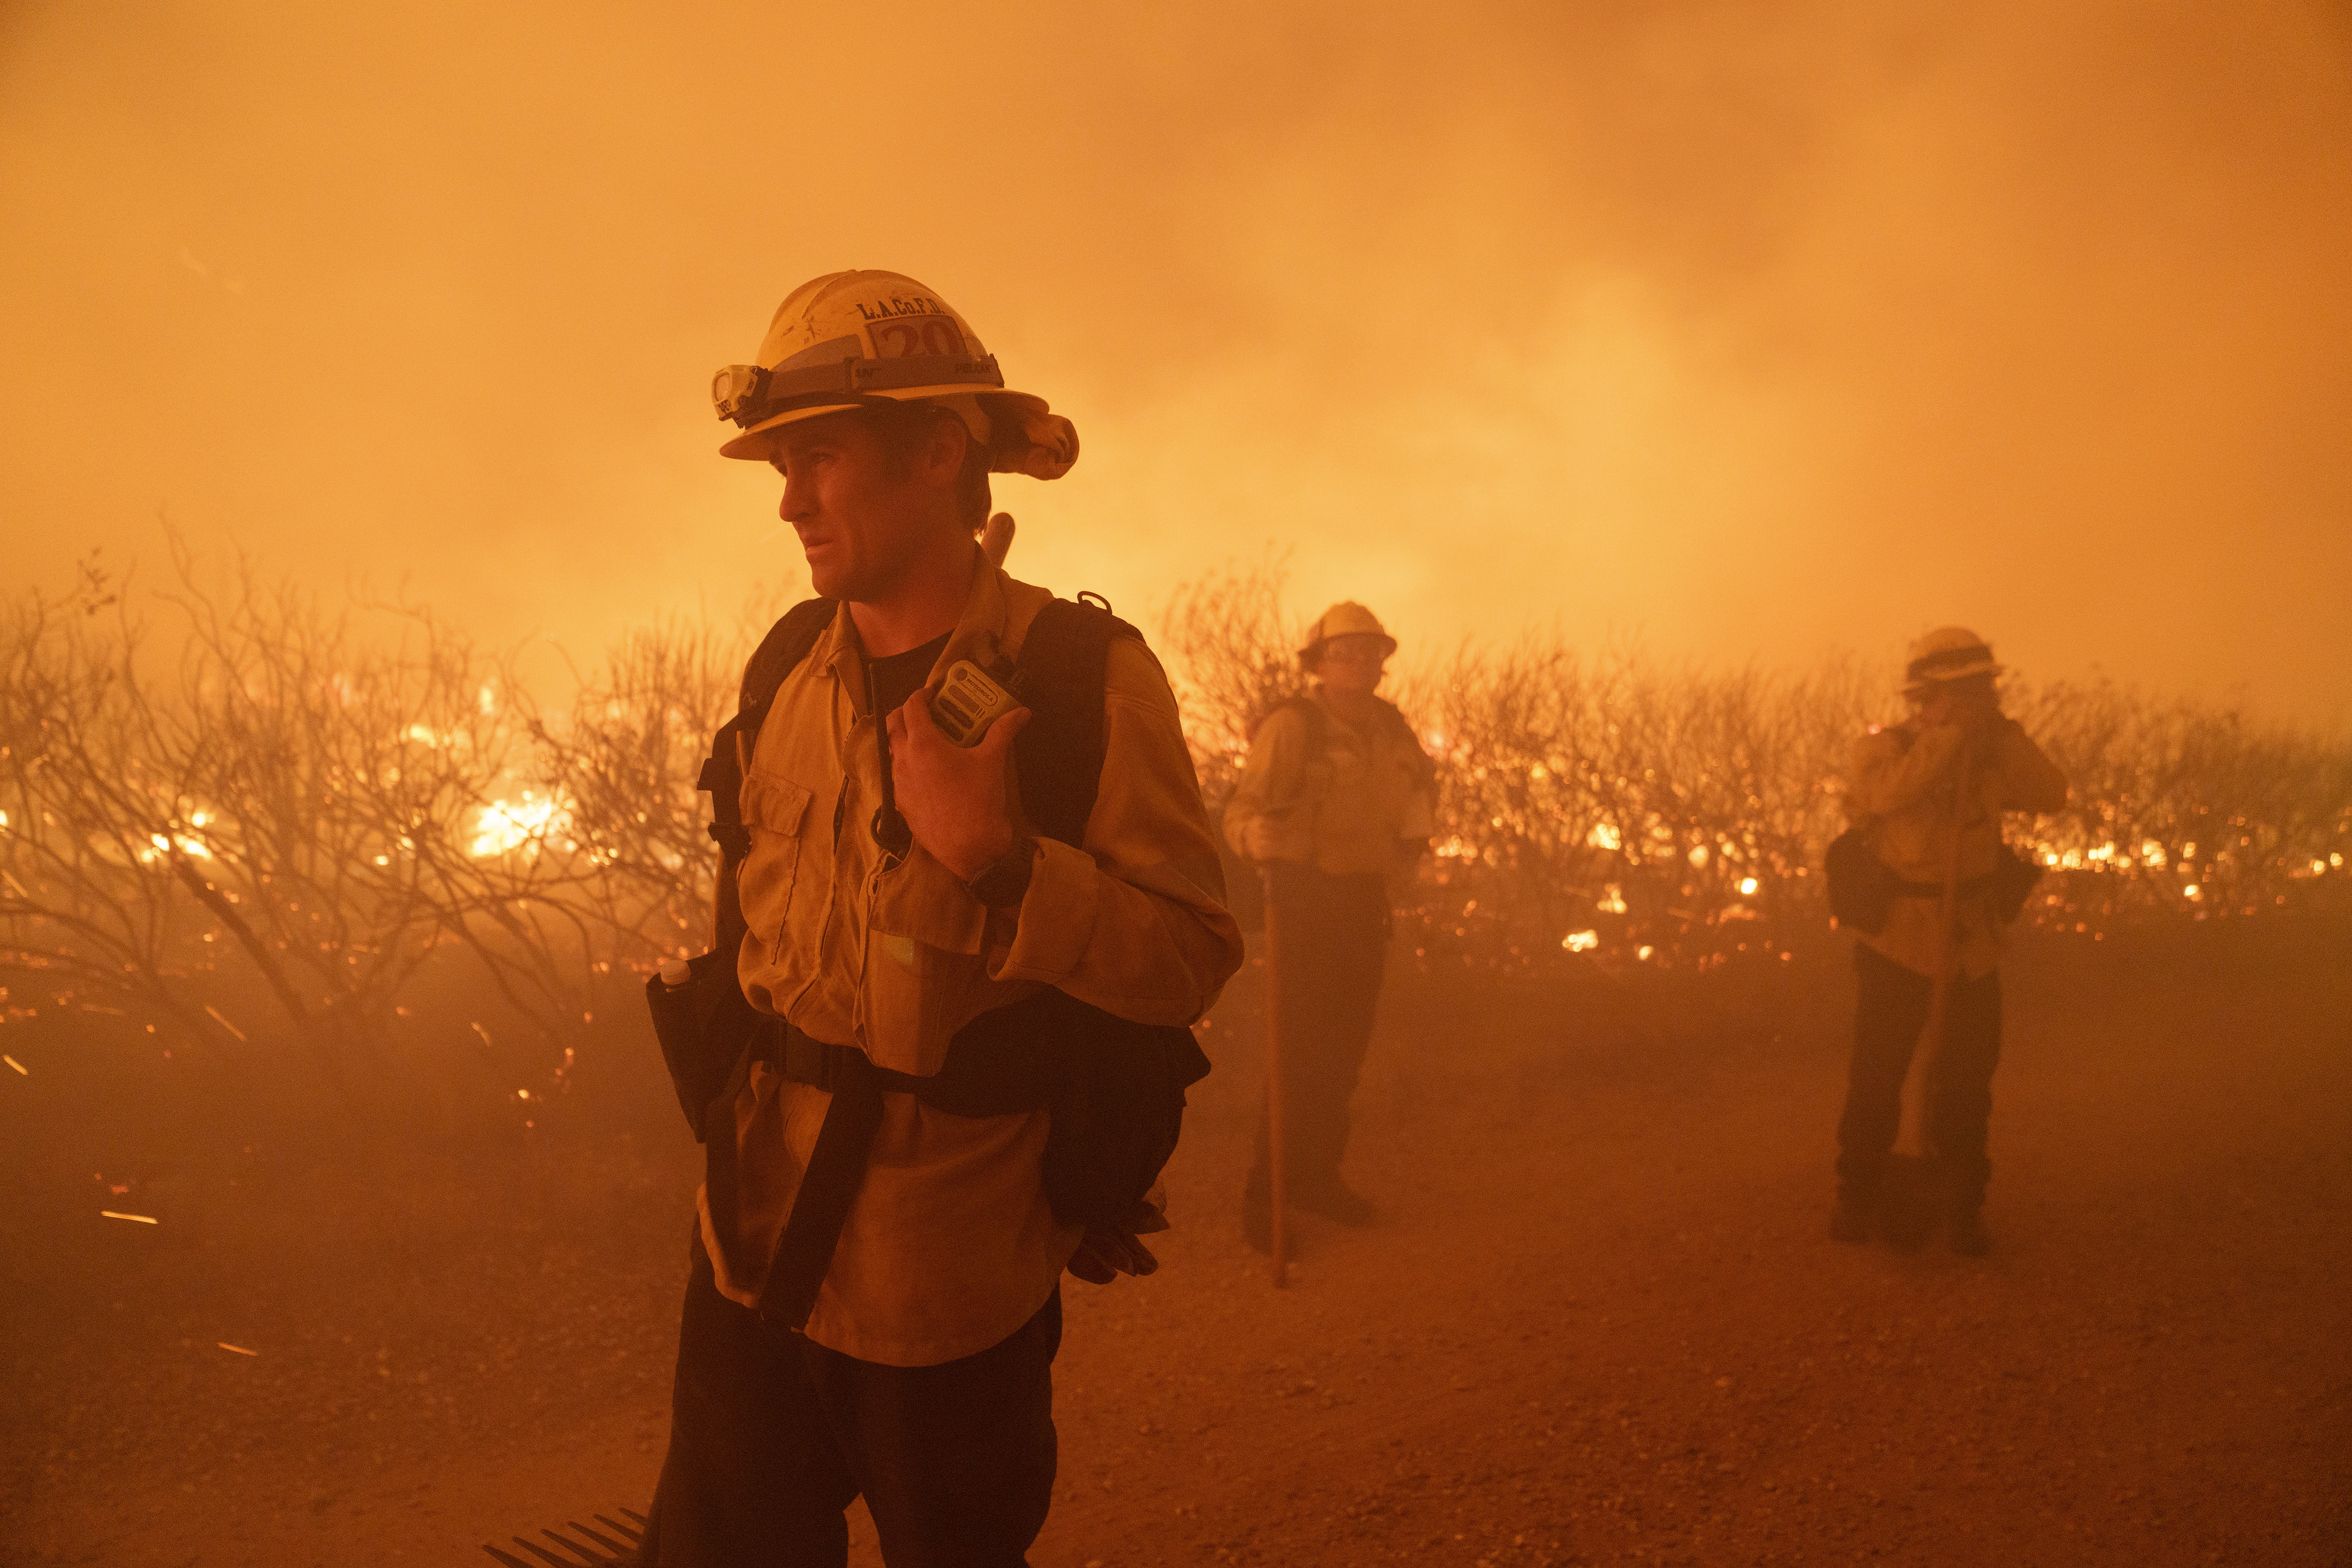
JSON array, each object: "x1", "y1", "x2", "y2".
[
  {"x1": 1832, "y1": 626, "x2": 2068, "y2": 1255},
  {"x1": 1224, "y1": 602, "x2": 1436, "y2": 1250},
  {"x1": 643, "y1": 270, "x2": 1242, "y2": 1566}
]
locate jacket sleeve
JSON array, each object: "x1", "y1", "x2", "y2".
[
  {"x1": 985, "y1": 638, "x2": 1245, "y2": 1027},
  {"x1": 1993, "y1": 719, "x2": 2070, "y2": 813},
  {"x1": 1847, "y1": 723, "x2": 1967, "y2": 816},
  {"x1": 1219, "y1": 703, "x2": 1315, "y2": 860}
]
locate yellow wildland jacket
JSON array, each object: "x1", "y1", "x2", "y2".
[
  {"x1": 1845, "y1": 716, "x2": 2069, "y2": 980},
  {"x1": 1221, "y1": 687, "x2": 1437, "y2": 883},
  {"x1": 702, "y1": 555, "x2": 1242, "y2": 1366}
]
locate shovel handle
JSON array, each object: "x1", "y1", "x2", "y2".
[
  {"x1": 1261, "y1": 863, "x2": 1289, "y2": 1288},
  {"x1": 1897, "y1": 736, "x2": 1984, "y2": 1157}
]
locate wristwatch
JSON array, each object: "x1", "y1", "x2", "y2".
[{"x1": 964, "y1": 834, "x2": 1037, "y2": 909}]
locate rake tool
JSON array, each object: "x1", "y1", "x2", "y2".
[{"x1": 481, "y1": 1507, "x2": 645, "y2": 1566}]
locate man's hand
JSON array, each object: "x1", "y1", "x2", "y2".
[
  {"x1": 1920, "y1": 686, "x2": 2002, "y2": 734},
  {"x1": 886, "y1": 687, "x2": 1031, "y2": 881},
  {"x1": 1239, "y1": 816, "x2": 1283, "y2": 861},
  {"x1": 1062, "y1": 1192, "x2": 1170, "y2": 1284},
  {"x1": 1064, "y1": 1227, "x2": 1161, "y2": 1284}
]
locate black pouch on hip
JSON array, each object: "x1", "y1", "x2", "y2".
[
  {"x1": 1824, "y1": 827, "x2": 1903, "y2": 936},
  {"x1": 1988, "y1": 841, "x2": 2043, "y2": 925},
  {"x1": 645, "y1": 949, "x2": 765, "y2": 1142}
]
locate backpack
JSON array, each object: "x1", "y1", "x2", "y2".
[{"x1": 649, "y1": 593, "x2": 1210, "y2": 1238}]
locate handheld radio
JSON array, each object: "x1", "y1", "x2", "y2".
[{"x1": 931, "y1": 660, "x2": 1023, "y2": 747}]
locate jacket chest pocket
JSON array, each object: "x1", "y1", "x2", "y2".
[
  {"x1": 736, "y1": 770, "x2": 815, "y2": 950},
  {"x1": 863, "y1": 849, "x2": 988, "y2": 1076}
]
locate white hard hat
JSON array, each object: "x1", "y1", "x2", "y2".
[
  {"x1": 1903, "y1": 626, "x2": 2004, "y2": 693},
  {"x1": 1300, "y1": 602, "x2": 1398, "y2": 663},
  {"x1": 711, "y1": 269, "x2": 1078, "y2": 479}
]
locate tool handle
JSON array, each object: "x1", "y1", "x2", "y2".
[{"x1": 1260, "y1": 862, "x2": 1289, "y2": 1288}]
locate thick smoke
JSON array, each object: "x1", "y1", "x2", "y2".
[{"x1": 2, "y1": 0, "x2": 2346, "y2": 720}]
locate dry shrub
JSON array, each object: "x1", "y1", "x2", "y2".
[
  {"x1": 6, "y1": 544, "x2": 2344, "y2": 1133},
  {"x1": 0, "y1": 549, "x2": 603, "y2": 1122},
  {"x1": 1159, "y1": 562, "x2": 2352, "y2": 976},
  {"x1": 1158, "y1": 557, "x2": 1310, "y2": 809},
  {"x1": 522, "y1": 617, "x2": 741, "y2": 971},
  {"x1": 2013, "y1": 680, "x2": 2352, "y2": 928}
]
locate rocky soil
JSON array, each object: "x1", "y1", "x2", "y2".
[{"x1": 4, "y1": 919, "x2": 2346, "y2": 1566}]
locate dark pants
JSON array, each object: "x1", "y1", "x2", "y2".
[
  {"x1": 640, "y1": 1237, "x2": 1062, "y2": 1568},
  {"x1": 1247, "y1": 865, "x2": 1390, "y2": 1201},
  {"x1": 1836, "y1": 942, "x2": 2004, "y2": 1214}
]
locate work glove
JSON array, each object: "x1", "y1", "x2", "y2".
[
  {"x1": 1063, "y1": 1187, "x2": 1169, "y2": 1284},
  {"x1": 1065, "y1": 1228, "x2": 1159, "y2": 1284}
]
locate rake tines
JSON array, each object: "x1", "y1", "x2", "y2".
[{"x1": 482, "y1": 1507, "x2": 645, "y2": 1566}]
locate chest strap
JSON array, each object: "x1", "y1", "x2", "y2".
[{"x1": 747, "y1": 997, "x2": 1067, "y2": 1331}]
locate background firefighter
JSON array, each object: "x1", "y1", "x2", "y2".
[
  {"x1": 1224, "y1": 603, "x2": 1436, "y2": 1250},
  {"x1": 1831, "y1": 626, "x2": 2069, "y2": 1255},
  {"x1": 643, "y1": 270, "x2": 1242, "y2": 1566}
]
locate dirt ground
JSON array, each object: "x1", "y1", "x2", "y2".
[{"x1": 4, "y1": 918, "x2": 2347, "y2": 1567}]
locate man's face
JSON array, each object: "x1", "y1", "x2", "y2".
[
  {"x1": 1318, "y1": 633, "x2": 1390, "y2": 695},
  {"x1": 769, "y1": 413, "x2": 940, "y2": 603},
  {"x1": 1913, "y1": 673, "x2": 1999, "y2": 725}
]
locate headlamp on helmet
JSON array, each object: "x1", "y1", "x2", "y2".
[
  {"x1": 712, "y1": 364, "x2": 771, "y2": 424},
  {"x1": 710, "y1": 350, "x2": 1006, "y2": 431},
  {"x1": 711, "y1": 269, "x2": 1078, "y2": 479}
]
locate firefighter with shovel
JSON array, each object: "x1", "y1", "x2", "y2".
[
  {"x1": 1224, "y1": 603, "x2": 1436, "y2": 1256},
  {"x1": 1830, "y1": 627, "x2": 2069, "y2": 1255}
]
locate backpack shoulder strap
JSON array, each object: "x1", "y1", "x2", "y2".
[
  {"x1": 1011, "y1": 594, "x2": 1142, "y2": 846},
  {"x1": 1371, "y1": 695, "x2": 1434, "y2": 784},
  {"x1": 1247, "y1": 690, "x2": 1324, "y2": 745},
  {"x1": 700, "y1": 597, "x2": 838, "y2": 867},
  {"x1": 1284, "y1": 693, "x2": 1329, "y2": 757},
  {"x1": 741, "y1": 597, "x2": 841, "y2": 711}
]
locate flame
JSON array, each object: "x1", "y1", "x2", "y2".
[{"x1": 469, "y1": 791, "x2": 571, "y2": 857}]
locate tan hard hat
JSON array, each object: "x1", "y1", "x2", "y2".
[
  {"x1": 1903, "y1": 626, "x2": 2004, "y2": 692},
  {"x1": 1300, "y1": 602, "x2": 1398, "y2": 662},
  {"x1": 711, "y1": 270, "x2": 1078, "y2": 479}
]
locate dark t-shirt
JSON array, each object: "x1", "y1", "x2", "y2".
[{"x1": 867, "y1": 631, "x2": 952, "y2": 719}]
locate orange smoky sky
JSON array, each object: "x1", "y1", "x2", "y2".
[{"x1": 4, "y1": 1, "x2": 2348, "y2": 723}]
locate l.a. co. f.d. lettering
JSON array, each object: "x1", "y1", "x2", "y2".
[{"x1": 855, "y1": 294, "x2": 944, "y2": 322}]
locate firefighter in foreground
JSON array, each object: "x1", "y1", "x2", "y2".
[
  {"x1": 1224, "y1": 603, "x2": 1436, "y2": 1250},
  {"x1": 1831, "y1": 626, "x2": 2068, "y2": 1255},
  {"x1": 641, "y1": 270, "x2": 1241, "y2": 1565}
]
